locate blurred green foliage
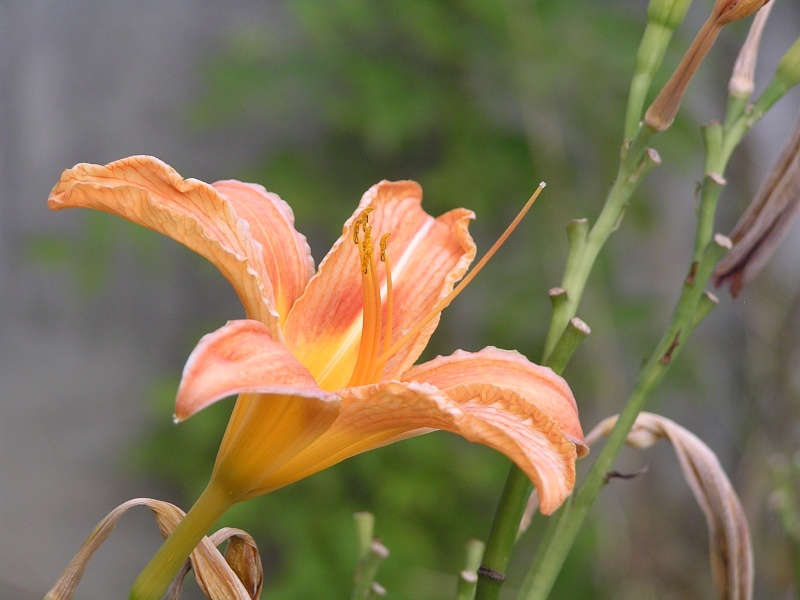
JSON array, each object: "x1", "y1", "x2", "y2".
[{"x1": 32, "y1": 211, "x2": 169, "y2": 293}]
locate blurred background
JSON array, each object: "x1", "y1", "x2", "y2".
[{"x1": 1, "y1": 1, "x2": 799, "y2": 598}]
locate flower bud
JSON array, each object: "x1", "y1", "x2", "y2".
[
  {"x1": 728, "y1": 3, "x2": 773, "y2": 98},
  {"x1": 645, "y1": 0, "x2": 773, "y2": 131},
  {"x1": 714, "y1": 0, "x2": 772, "y2": 26},
  {"x1": 644, "y1": 18, "x2": 723, "y2": 131}
]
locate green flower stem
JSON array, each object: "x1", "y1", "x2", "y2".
[
  {"x1": 455, "y1": 540, "x2": 486, "y2": 600},
  {"x1": 625, "y1": 0, "x2": 693, "y2": 139},
  {"x1": 543, "y1": 129, "x2": 659, "y2": 361},
  {"x1": 562, "y1": 219, "x2": 588, "y2": 281},
  {"x1": 625, "y1": 0, "x2": 691, "y2": 140},
  {"x1": 723, "y1": 93, "x2": 749, "y2": 130},
  {"x1": 625, "y1": 23, "x2": 672, "y2": 139},
  {"x1": 463, "y1": 538, "x2": 486, "y2": 574},
  {"x1": 547, "y1": 318, "x2": 592, "y2": 376},
  {"x1": 353, "y1": 512, "x2": 376, "y2": 558},
  {"x1": 476, "y1": 16, "x2": 799, "y2": 600},
  {"x1": 475, "y1": 127, "x2": 658, "y2": 600},
  {"x1": 518, "y1": 234, "x2": 731, "y2": 600},
  {"x1": 689, "y1": 291, "x2": 720, "y2": 332},
  {"x1": 129, "y1": 480, "x2": 235, "y2": 600},
  {"x1": 515, "y1": 93, "x2": 769, "y2": 597},
  {"x1": 352, "y1": 540, "x2": 389, "y2": 600},
  {"x1": 455, "y1": 571, "x2": 479, "y2": 600},
  {"x1": 476, "y1": 465, "x2": 534, "y2": 599}
]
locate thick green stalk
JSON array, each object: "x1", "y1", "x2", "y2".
[
  {"x1": 476, "y1": 466, "x2": 534, "y2": 599},
  {"x1": 352, "y1": 541, "x2": 390, "y2": 600},
  {"x1": 475, "y1": 128, "x2": 658, "y2": 600},
  {"x1": 516, "y1": 89, "x2": 775, "y2": 597},
  {"x1": 129, "y1": 481, "x2": 234, "y2": 600},
  {"x1": 518, "y1": 232, "x2": 730, "y2": 600},
  {"x1": 543, "y1": 129, "x2": 659, "y2": 360}
]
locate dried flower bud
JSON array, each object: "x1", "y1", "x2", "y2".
[
  {"x1": 714, "y1": 0, "x2": 772, "y2": 26},
  {"x1": 645, "y1": 0, "x2": 773, "y2": 131},
  {"x1": 644, "y1": 18, "x2": 723, "y2": 131},
  {"x1": 714, "y1": 110, "x2": 800, "y2": 296},
  {"x1": 729, "y1": 3, "x2": 773, "y2": 97}
]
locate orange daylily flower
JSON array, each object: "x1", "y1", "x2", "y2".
[{"x1": 49, "y1": 155, "x2": 585, "y2": 597}]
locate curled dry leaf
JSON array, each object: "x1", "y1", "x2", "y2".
[
  {"x1": 44, "y1": 498, "x2": 262, "y2": 600},
  {"x1": 587, "y1": 412, "x2": 753, "y2": 600}
]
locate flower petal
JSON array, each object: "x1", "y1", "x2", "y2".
[
  {"x1": 213, "y1": 392, "x2": 341, "y2": 502},
  {"x1": 282, "y1": 180, "x2": 475, "y2": 389},
  {"x1": 48, "y1": 156, "x2": 281, "y2": 337},
  {"x1": 402, "y1": 347, "x2": 587, "y2": 455},
  {"x1": 212, "y1": 180, "x2": 314, "y2": 324},
  {"x1": 261, "y1": 381, "x2": 577, "y2": 514},
  {"x1": 175, "y1": 319, "x2": 337, "y2": 421}
]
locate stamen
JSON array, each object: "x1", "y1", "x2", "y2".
[
  {"x1": 353, "y1": 207, "x2": 373, "y2": 243},
  {"x1": 378, "y1": 183, "x2": 546, "y2": 363},
  {"x1": 358, "y1": 207, "x2": 374, "y2": 274},
  {"x1": 358, "y1": 233, "x2": 395, "y2": 383},
  {"x1": 348, "y1": 208, "x2": 384, "y2": 387}
]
